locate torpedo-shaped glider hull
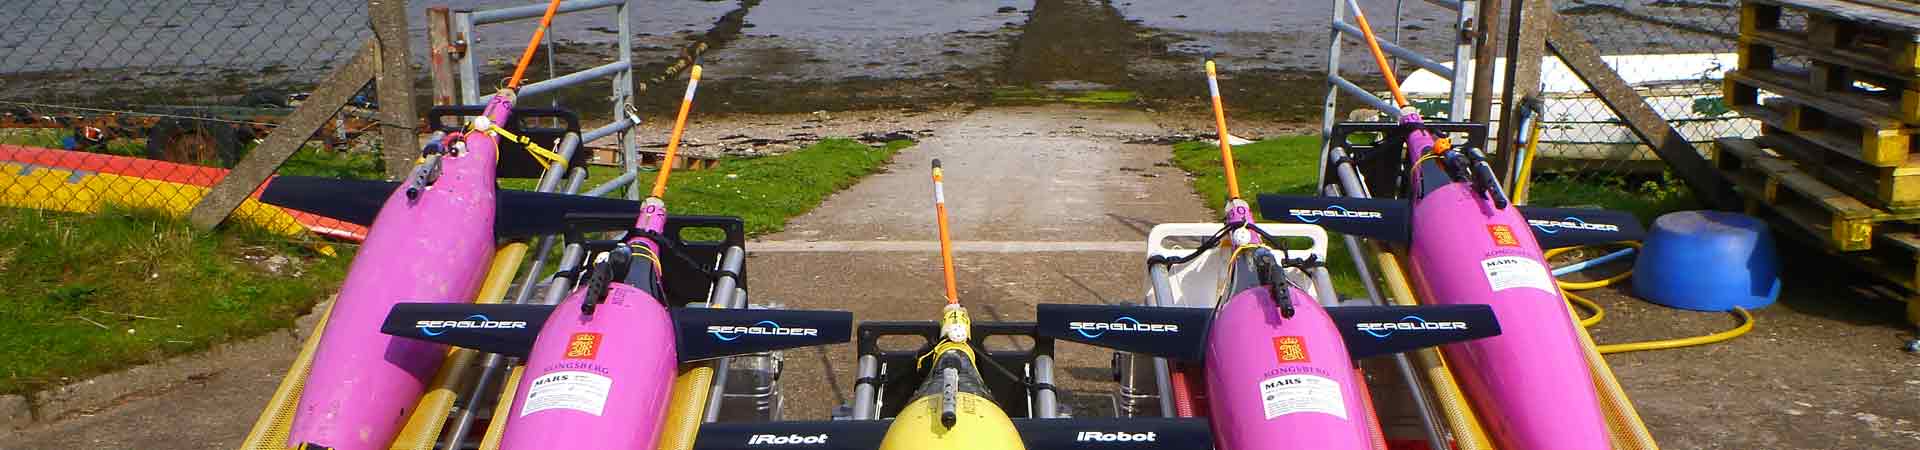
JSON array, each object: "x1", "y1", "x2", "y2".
[
  {"x1": 878, "y1": 349, "x2": 1025, "y2": 450},
  {"x1": 1406, "y1": 183, "x2": 1611, "y2": 450},
  {"x1": 499, "y1": 283, "x2": 680, "y2": 449},
  {"x1": 285, "y1": 104, "x2": 504, "y2": 450},
  {"x1": 1204, "y1": 286, "x2": 1372, "y2": 450}
]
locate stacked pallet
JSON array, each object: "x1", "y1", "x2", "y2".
[{"x1": 1719, "y1": 0, "x2": 1920, "y2": 298}]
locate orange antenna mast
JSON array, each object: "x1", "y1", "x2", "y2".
[
  {"x1": 648, "y1": 63, "x2": 703, "y2": 199},
  {"x1": 505, "y1": 0, "x2": 567, "y2": 89},
  {"x1": 1345, "y1": 0, "x2": 1411, "y2": 108},
  {"x1": 931, "y1": 159, "x2": 960, "y2": 304},
  {"x1": 1205, "y1": 59, "x2": 1243, "y2": 200}
]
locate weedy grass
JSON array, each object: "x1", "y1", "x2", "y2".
[
  {"x1": 1523, "y1": 171, "x2": 1696, "y2": 222},
  {"x1": 276, "y1": 145, "x2": 385, "y2": 180},
  {"x1": 0, "y1": 207, "x2": 350, "y2": 395},
  {"x1": 1170, "y1": 137, "x2": 1368, "y2": 295},
  {"x1": 0, "y1": 138, "x2": 901, "y2": 395},
  {"x1": 502, "y1": 138, "x2": 911, "y2": 236},
  {"x1": 504, "y1": 138, "x2": 911, "y2": 273},
  {"x1": 0, "y1": 128, "x2": 148, "y2": 157}
]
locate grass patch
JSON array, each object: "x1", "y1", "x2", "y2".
[
  {"x1": 654, "y1": 139, "x2": 909, "y2": 236},
  {"x1": 1064, "y1": 90, "x2": 1139, "y2": 104},
  {"x1": 1524, "y1": 171, "x2": 1696, "y2": 222},
  {"x1": 1170, "y1": 137, "x2": 1368, "y2": 295},
  {"x1": 991, "y1": 87, "x2": 1139, "y2": 105},
  {"x1": 277, "y1": 146, "x2": 385, "y2": 180},
  {"x1": 0, "y1": 128, "x2": 147, "y2": 157},
  {"x1": 0, "y1": 207, "x2": 350, "y2": 395},
  {"x1": 1171, "y1": 137, "x2": 1326, "y2": 211},
  {"x1": 502, "y1": 138, "x2": 912, "y2": 236},
  {"x1": 0, "y1": 137, "x2": 897, "y2": 395}
]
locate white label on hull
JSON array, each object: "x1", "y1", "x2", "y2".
[
  {"x1": 1259, "y1": 374, "x2": 1347, "y2": 420},
  {"x1": 522, "y1": 371, "x2": 612, "y2": 417},
  {"x1": 1480, "y1": 256, "x2": 1555, "y2": 293}
]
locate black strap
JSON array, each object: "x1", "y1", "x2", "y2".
[
  {"x1": 855, "y1": 376, "x2": 881, "y2": 386},
  {"x1": 625, "y1": 229, "x2": 721, "y2": 281}
]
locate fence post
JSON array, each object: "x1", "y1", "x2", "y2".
[
  {"x1": 1492, "y1": 0, "x2": 1550, "y2": 181},
  {"x1": 1468, "y1": 0, "x2": 1500, "y2": 124},
  {"x1": 370, "y1": 0, "x2": 418, "y2": 180},
  {"x1": 1543, "y1": 10, "x2": 1737, "y2": 209},
  {"x1": 187, "y1": 41, "x2": 381, "y2": 230},
  {"x1": 427, "y1": 7, "x2": 457, "y2": 107}
]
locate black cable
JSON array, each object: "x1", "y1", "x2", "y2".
[
  {"x1": 1246, "y1": 225, "x2": 1293, "y2": 265},
  {"x1": 974, "y1": 347, "x2": 1030, "y2": 388},
  {"x1": 972, "y1": 345, "x2": 1070, "y2": 405},
  {"x1": 1148, "y1": 222, "x2": 1240, "y2": 267}
]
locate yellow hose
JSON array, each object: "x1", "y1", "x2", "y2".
[{"x1": 1546, "y1": 244, "x2": 1754, "y2": 354}]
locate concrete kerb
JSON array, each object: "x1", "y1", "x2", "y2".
[{"x1": 0, "y1": 298, "x2": 331, "y2": 435}]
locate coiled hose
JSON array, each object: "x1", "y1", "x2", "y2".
[{"x1": 1549, "y1": 243, "x2": 1755, "y2": 354}]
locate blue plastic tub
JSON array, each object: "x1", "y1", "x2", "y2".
[{"x1": 1631, "y1": 210, "x2": 1780, "y2": 311}]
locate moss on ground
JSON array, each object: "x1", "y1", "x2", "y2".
[{"x1": 991, "y1": 87, "x2": 1139, "y2": 105}]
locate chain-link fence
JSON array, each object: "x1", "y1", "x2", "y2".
[
  {"x1": 1510, "y1": 0, "x2": 1752, "y2": 212},
  {"x1": 1540, "y1": 0, "x2": 1752, "y2": 163},
  {"x1": 1345, "y1": 0, "x2": 1750, "y2": 211},
  {"x1": 0, "y1": 0, "x2": 381, "y2": 243}
]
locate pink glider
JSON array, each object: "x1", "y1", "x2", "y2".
[
  {"x1": 1036, "y1": 200, "x2": 1504, "y2": 450},
  {"x1": 1256, "y1": 117, "x2": 1646, "y2": 450}
]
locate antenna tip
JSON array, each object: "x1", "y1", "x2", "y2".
[{"x1": 931, "y1": 158, "x2": 942, "y2": 168}]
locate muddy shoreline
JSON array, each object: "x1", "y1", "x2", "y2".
[
  {"x1": 1, "y1": 0, "x2": 1427, "y2": 130},
  {"x1": 0, "y1": 0, "x2": 1732, "y2": 145}
]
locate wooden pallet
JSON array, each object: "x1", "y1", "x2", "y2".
[
  {"x1": 1726, "y1": 71, "x2": 1916, "y2": 166},
  {"x1": 1863, "y1": 231, "x2": 1920, "y2": 292},
  {"x1": 1742, "y1": 0, "x2": 1920, "y2": 74},
  {"x1": 1755, "y1": 127, "x2": 1920, "y2": 210},
  {"x1": 1767, "y1": 211, "x2": 1920, "y2": 293},
  {"x1": 1713, "y1": 137, "x2": 1920, "y2": 250},
  {"x1": 1737, "y1": 40, "x2": 1920, "y2": 124}
]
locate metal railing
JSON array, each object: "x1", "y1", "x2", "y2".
[
  {"x1": 444, "y1": 0, "x2": 640, "y2": 201},
  {"x1": 1319, "y1": 0, "x2": 1480, "y2": 183},
  {"x1": 422, "y1": 3, "x2": 649, "y2": 448}
]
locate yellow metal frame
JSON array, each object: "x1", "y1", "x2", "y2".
[
  {"x1": 389, "y1": 244, "x2": 532, "y2": 450},
  {"x1": 236, "y1": 302, "x2": 336, "y2": 450}
]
